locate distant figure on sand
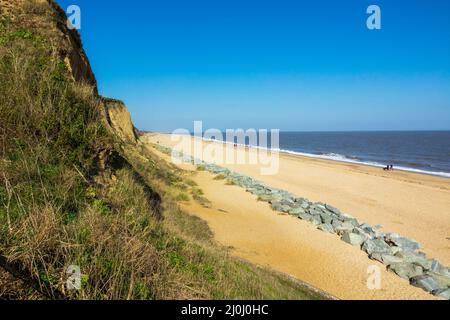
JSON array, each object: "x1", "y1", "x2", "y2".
[{"x1": 383, "y1": 164, "x2": 394, "y2": 171}]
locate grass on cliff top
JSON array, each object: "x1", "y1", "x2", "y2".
[{"x1": 0, "y1": 12, "x2": 324, "y2": 300}]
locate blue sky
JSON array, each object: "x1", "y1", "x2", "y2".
[{"x1": 56, "y1": 0, "x2": 450, "y2": 132}]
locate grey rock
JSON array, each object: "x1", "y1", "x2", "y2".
[
  {"x1": 425, "y1": 271, "x2": 450, "y2": 288},
  {"x1": 319, "y1": 212, "x2": 333, "y2": 225},
  {"x1": 362, "y1": 238, "x2": 392, "y2": 255},
  {"x1": 311, "y1": 215, "x2": 322, "y2": 226},
  {"x1": 359, "y1": 223, "x2": 376, "y2": 234},
  {"x1": 332, "y1": 219, "x2": 343, "y2": 229},
  {"x1": 259, "y1": 194, "x2": 276, "y2": 202},
  {"x1": 395, "y1": 251, "x2": 432, "y2": 270},
  {"x1": 300, "y1": 201, "x2": 310, "y2": 209},
  {"x1": 335, "y1": 222, "x2": 355, "y2": 236},
  {"x1": 429, "y1": 259, "x2": 443, "y2": 272},
  {"x1": 345, "y1": 218, "x2": 360, "y2": 227},
  {"x1": 369, "y1": 252, "x2": 384, "y2": 263},
  {"x1": 279, "y1": 198, "x2": 295, "y2": 206},
  {"x1": 318, "y1": 223, "x2": 335, "y2": 234},
  {"x1": 309, "y1": 207, "x2": 324, "y2": 216},
  {"x1": 325, "y1": 204, "x2": 341, "y2": 215},
  {"x1": 341, "y1": 232, "x2": 366, "y2": 246},
  {"x1": 385, "y1": 234, "x2": 422, "y2": 251},
  {"x1": 271, "y1": 202, "x2": 292, "y2": 213},
  {"x1": 382, "y1": 254, "x2": 404, "y2": 266},
  {"x1": 388, "y1": 262, "x2": 424, "y2": 280},
  {"x1": 370, "y1": 253, "x2": 403, "y2": 266},
  {"x1": 353, "y1": 227, "x2": 374, "y2": 240},
  {"x1": 298, "y1": 213, "x2": 313, "y2": 221},
  {"x1": 288, "y1": 207, "x2": 305, "y2": 216},
  {"x1": 410, "y1": 275, "x2": 441, "y2": 293},
  {"x1": 432, "y1": 288, "x2": 450, "y2": 300}
]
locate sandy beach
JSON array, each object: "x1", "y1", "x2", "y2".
[{"x1": 143, "y1": 133, "x2": 450, "y2": 300}]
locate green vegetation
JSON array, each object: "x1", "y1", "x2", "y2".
[{"x1": 0, "y1": 4, "x2": 325, "y2": 300}]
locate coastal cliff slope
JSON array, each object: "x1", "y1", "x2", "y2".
[{"x1": 0, "y1": 0, "x2": 322, "y2": 300}]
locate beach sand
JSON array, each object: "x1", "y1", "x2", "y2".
[{"x1": 143, "y1": 133, "x2": 450, "y2": 300}]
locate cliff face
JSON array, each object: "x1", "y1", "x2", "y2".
[
  {"x1": 102, "y1": 99, "x2": 138, "y2": 143},
  {"x1": 0, "y1": 0, "x2": 96, "y2": 87},
  {"x1": 0, "y1": 0, "x2": 137, "y2": 144}
]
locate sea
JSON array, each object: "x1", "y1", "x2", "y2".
[{"x1": 204, "y1": 131, "x2": 450, "y2": 178}]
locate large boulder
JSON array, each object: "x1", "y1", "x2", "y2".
[
  {"x1": 298, "y1": 213, "x2": 313, "y2": 222},
  {"x1": 311, "y1": 215, "x2": 322, "y2": 226},
  {"x1": 341, "y1": 232, "x2": 366, "y2": 246},
  {"x1": 370, "y1": 253, "x2": 403, "y2": 266},
  {"x1": 362, "y1": 238, "x2": 392, "y2": 255},
  {"x1": 385, "y1": 234, "x2": 422, "y2": 251},
  {"x1": 325, "y1": 204, "x2": 341, "y2": 215},
  {"x1": 271, "y1": 202, "x2": 292, "y2": 213},
  {"x1": 353, "y1": 227, "x2": 374, "y2": 240},
  {"x1": 410, "y1": 275, "x2": 441, "y2": 293},
  {"x1": 433, "y1": 288, "x2": 450, "y2": 300},
  {"x1": 335, "y1": 222, "x2": 355, "y2": 236},
  {"x1": 318, "y1": 224, "x2": 335, "y2": 234},
  {"x1": 388, "y1": 262, "x2": 423, "y2": 280},
  {"x1": 289, "y1": 207, "x2": 306, "y2": 216},
  {"x1": 319, "y1": 211, "x2": 334, "y2": 225},
  {"x1": 395, "y1": 251, "x2": 432, "y2": 270},
  {"x1": 425, "y1": 271, "x2": 450, "y2": 288}
]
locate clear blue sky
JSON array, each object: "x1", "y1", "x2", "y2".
[{"x1": 56, "y1": 0, "x2": 450, "y2": 132}]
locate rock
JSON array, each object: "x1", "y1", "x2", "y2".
[
  {"x1": 388, "y1": 262, "x2": 424, "y2": 280},
  {"x1": 362, "y1": 238, "x2": 392, "y2": 255},
  {"x1": 410, "y1": 275, "x2": 441, "y2": 293},
  {"x1": 370, "y1": 253, "x2": 403, "y2": 266},
  {"x1": 425, "y1": 271, "x2": 450, "y2": 288},
  {"x1": 298, "y1": 213, "x2": 313, "y2": 221},
  {"x1": 429, "y1": 259, "x2": 443, "y2": 272},
  {"x1": 318, "y1": 223, "x2": 335, "y2": 234},
  {"x1": 308, "y1": 207, "x2": 324, "y2": 216},
  {"x1": 295, "y1": 197, "x2": 310, "y2": 204},
  {"x1": 385, "y1": 234, "x2": 421, "y2": 251},
  {"x1": 319, "y1": 211, "x2": 333, "y2": 225},
  {"x1": 359, "y1": 224, "x2": 376, "y2": 234},
  {"x1": 341, "y1": 232, "x2": 365, "y2": 246},
  {"x1": 311, "y1": 215, "x2": 322, "y2": 226},
  {"x1": 435, "y1": 267, "x2": 450, "y2": 278},
  {"x1": 395, "y1": 251, "x2": 432, "y2": 270},
  {"x1": 259, "y1": 194, "x2": 276, "y2": 202},
  {"x1": 353, "y1": 227, "x2": 374, "y2": 240},
  {"x1": 432, "y1": 288, "x2": 450, "y2": 300},
  {"x1": 332, "y1": 219, "x2": 343, "y2": 229},
  {"x1": 335, "y1": 222, "x2": 355, "y2": 236},
  {"x1": 271, "y1": 202, "x2": 291, "y2": 213},
  {"x1": 381, "y1": 254, "x2": 404, "y2": 266},
  {"x1": 300, "y1": 201, "x2": 310, "y2": 209},
  {"x1": 288, "y1": 207, "x2": 305, "y2": 216},
  {"x1": 279, "y1": 198, "x2": 295, "y2": 206},
  {"x1": 343, "y1": 217, "x2": 360, "y2": 227},
  {"x1": 325, "y1": 204, "x2": 341, "y2": 215}
]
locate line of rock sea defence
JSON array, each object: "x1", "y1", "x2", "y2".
[{"x1": 155, "y1": 145, "x2": 450, "y2": 299}]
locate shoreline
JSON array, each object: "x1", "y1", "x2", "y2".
[
  {"x1": 143, "y1": 135, "x2": 446, "y2": 299},
  {"x1": 198, "y1": 136, "x2": 450, "y2": 179},
  {"x1": 145, "y1": 132, "x2": 450, "y2": 266}
]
